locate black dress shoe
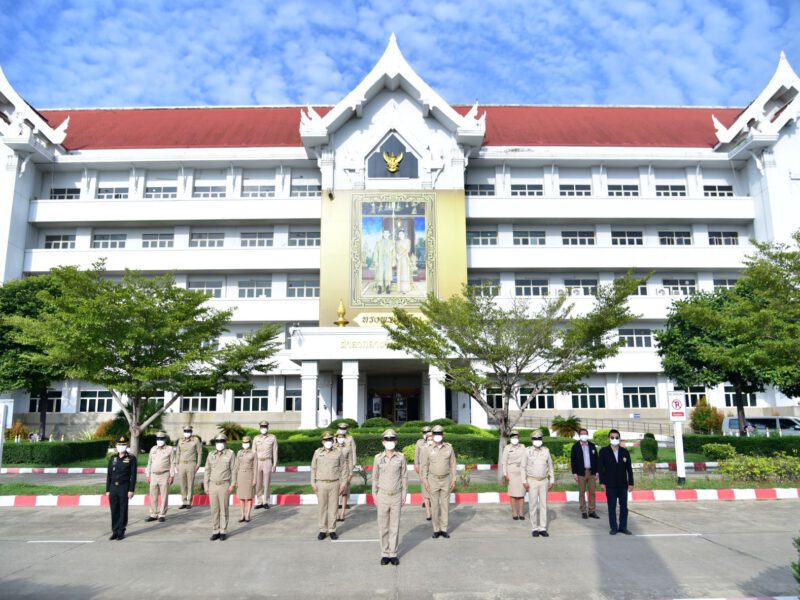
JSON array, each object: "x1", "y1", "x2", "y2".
[
  {"x1": 513, "y1": 515, "x2": 519, "y2": 520},
  {"x1": 178, "y1": 505, "x2": 187, "y2": 510},
  {"x1": 540, "y1": 531, "x2": 549, "y2": 537},
  {"x1": 619, "y1": 528, "x2": 633, "y2": 535},
  {"x1": 145, "y1": 516, "x2": 157, "y2": 522},
  {"x1": 210, "y1": 533, "x2": 220, "y2": 541},
  {"x1": 329, "y1": 532, "x2": 338, "y2": 540},
  {"x1": 186, "y1": 505, "x2": 192, "y2": 509},
  {"x1": 158, "y1": 517, "x2": 165, "y2": 523},
  {"x1": 432, "y1": 532, "x2": 440, "y2": 539},
  {"x1": 116, "y1": 533, "x2": 124, "y2": 541},
  {"x1": 317, "y1": 532, "x2": 327, "y2": 540},
  {"x1": 589, "y1": 512, "x2": 600, "y2": 519},
  {"x1": 109, "y1": 533, "x2": 118, "y2": 540},
  {"x1": 390, "y1": 557, "x2": 399, "y2": 565},
  {"x1": 254, "y1": 504, "x2": 263, "y2": 509},
  {"x1": 425, "y1": 517, "x2": 431, "y2": 521},
  {"x1": 609, "y1": 529, "x2": 618, "y2": 535},
  {"x1": 440, "y1": 532, "x2": 450, "y2": 539},
  {"x1": 381, "y1": 557, "x2": 390, "y2": 565},
  {"x1": 532, "y1": 530, "x2": 540, "y2": 537},
  {"x1": 264, "y1": 503, "x2": 270, "y2": 509},
  {"x1": 219, "y1": 533, "x2": 227, "y2": 541},
  {"x1": 582, "y1": 513, "x2": 588, "y2": 519}
]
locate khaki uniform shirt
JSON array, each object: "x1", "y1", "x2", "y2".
[
  {"x1": 414, "y1": 439, "x2": 433, "y2": 469},
  {"x1": 204, "y1": 449, "x2": 237, "y2": 487},
  {"x1": 421, "y1": 442, "x2": 456, "y2": 483},
  {"x1": 254, "y1": 433, "x2": 278, "y2": 463},
  {"x1": 145, "y1": 445, "x2": 175, "y2": 477},
  {"x1": 372, "y1": 451, "x2": 408, "y2": 497},
  {"x1": 501, "y1": 444, "x2": 526, "y2": 477},
  {"x1": 310, "y1": 446, "x2": 347, "y2": 486},
  {"x1": 175, "y1": 436, "x2": 203, "y2": 465},
  {"x1": 520, "y1": 446, "x2": 554, "y2": 484}
]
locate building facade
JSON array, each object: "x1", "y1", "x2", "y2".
[{"x1": 1, "y1": 36, "x2": 799, "y2": 439}]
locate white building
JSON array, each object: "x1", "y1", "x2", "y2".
[{"x1": 1, "y1": 36, "x2": 799, "y2": 438}]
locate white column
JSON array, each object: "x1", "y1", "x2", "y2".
[
  {"x1": 470, "y1": 396, "x2": 489, "y2": 428},
  {"x1": 317, "y1": 373, "x2": 333, "y2": 427},
  {"x1": 75, "y1": 227, "x2": 92, "y2": 250},
  {"x1": 300, "y1": 361, "x2": 318, "y2": 429},
  {"x1": 218, "y1": 390, "x2": 233, "y2": 413},
  {"x1": 544, "y1": 165, "x2": 559, "y2": 196},
  {"x1": 267, "y1": 376, "x2": 280, "y2": 412},
  {"x1": 357, "y1": 374, "x2": 367, "y2": 423},
  {"x1": 341, "y1": 361, "x2": 359, "y2": 422},
  {"x1": 429, "y1": 365, "x2": 446, "y2": 421},
  {"x1": 455, "y1": 392, "x2": 472, "y2": 424}
]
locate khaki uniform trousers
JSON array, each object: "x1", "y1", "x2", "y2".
[
  {"x1": 577, "y1": 469, "x2": 596, "y2": 513},
  {"x1": 527, "y1": 477, "x2": 549, "y2": 532},
  {"x1": 428, "y1": 475, "x2": 451, "y2": 532},
  {"x1": 376, "y1": 491, "x2": 402, "y2": 558},
  {"x1": 256, "y1": 459, "x2": 273, "y2": 503},
  {"x1": 148, "y1": 472, "x2": 170, "y2": 517},
  {"x1": 209, "y1": 481, "x2": 231, "y2": 534},
  {"x1": 178, "y1": 463, "x2": 197, "y2": 505},
  {"x1": 316, "y1": 480, "x2": 340, "y2": 533}
]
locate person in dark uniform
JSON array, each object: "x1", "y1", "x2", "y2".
[
  {"x1": 598, "y1": 429, "x2": 634, "y2": 535},
  {"x1": 105, "y1": 435, "x2": 138, "y2": 541}
]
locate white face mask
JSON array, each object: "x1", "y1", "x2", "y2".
[
  {"x1": 260, "y1": 428, "x2": 268, "y2": 435},
  {"x1": 433, "y1": 435, "x2": 443, "y2": 444},
  {"x1": 323, "y1": 441, "x2": 333, "y2": 449},
  {"x1": 183, "y1": 432, "x2": 192, "y2": 438},
  {"x1": 510, "y1": 437, "x2": 519, "y2": 445},
  {"x1": 156, "y1": 439, "x2": 165, "y2": 447},
  {"x1": 337, "y1": 437, "x2": 346, "y2": 445},
  {"x1": 610, "y1": 438, "x2": 621, "y2": 446},
  {"x1": 242, "y1": 443, "x2": 251, "y2": 450},
  {"x1": 383, "y1": 441, "x2": 396, "y2": 451},
  {"x1": 215, "y1": 443, "x2": 225, "y2": 452},
  {"x1": 532, "y1": 440, "x2": 543, "y2": 448},
  {"x1": 579, "y1": 435, "x2": 589, "y2": 442},
  {"x1": 116, "y1": 445, "x2": 127, "y2": 454}
]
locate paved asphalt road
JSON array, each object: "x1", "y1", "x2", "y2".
[{"x1": 0, "y1": 501, "x2": 796, "y2": 599}]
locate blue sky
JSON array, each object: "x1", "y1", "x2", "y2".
[{"x1": 0, "y1": 0, "x2": 798, "y2": 109}]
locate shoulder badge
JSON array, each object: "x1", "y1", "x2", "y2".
[{"x1": 623, "y1": 457, "x2": 627, "y2": 462}]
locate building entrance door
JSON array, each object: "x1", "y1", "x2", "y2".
[{"x1": 366, "y1": 374, "x2": 421, "y2": 423}]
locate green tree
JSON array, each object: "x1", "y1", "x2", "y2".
[
  {"x1": 689, "y1": 396, "x2": 723, "y2": 434},
  {"x1": 384, "y1": 277, "x2": 643, "y2": 482},
  {"x1": 7, "y1": 265, "x2": 282, "y2": 455},
  {"x1": 0, "y1": 274, "x2": 68, "y2": 438},
  {"x1": 551, "y1": 415, "x2": 582, "y2": 438}
]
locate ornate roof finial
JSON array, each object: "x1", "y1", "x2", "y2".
[{"x1": 334, "y1": 299, "x2": 349, "y2": 327}]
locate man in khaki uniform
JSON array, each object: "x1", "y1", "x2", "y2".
[
  {"x1": 310, "y1": 431, "x2": 347, "y2": 540},
  {"x1": 414, "y1": 426, "x2": 433, "y2": 521},
  {"x1": 145, "y1": 431, "x2": 175, "y2": 523},
  {"x1": 521, "y1": 430, "x2": 555, "y2": 537},
  {"x1": 336, "y1": 423, "x2": 357, "y2": 521},
  {"x1": 176, "y1": 425, "x2": 203, "y2": 509},
  {"x1": 421, "y1": 424, "x2": 456, "y2": 538},
  {"x1": 254, "y1": 420, "x2": 278, "y2": 510},
  {"x1": 373, "y1": 429, "x2": 408, "y2": 565},
  {"x1": 204, "y1": 434, "x2": 237, "y2": 541}
]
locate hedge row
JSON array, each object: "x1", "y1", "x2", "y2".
[
  {"x1": 1, "y1": 440, "x2": 109, "y2": 465},
  {"x1": 682, "y1": 434, "x2": 800, "y2": 457}
]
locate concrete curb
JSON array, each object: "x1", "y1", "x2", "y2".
[{"x1": 0, "y1": 488, "x2": 797, "y2": 508}]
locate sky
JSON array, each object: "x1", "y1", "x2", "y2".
[{"x1": 0, "y1": 0, "x2": 798, "y2": 109}]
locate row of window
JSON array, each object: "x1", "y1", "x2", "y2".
[
  {"x1": 48, "y1": 184, "x2": 321, "y2": 201},
  {"x1": 187, "y1": 277, "x2": 320, "y2": 299},
  {"x1": 43, "y1": 230, "x2": 321, "y2": 250},
  {"x1": 465, "y1": 183, "x2": 735, "y2": 198},
  {"x1": 466, "y1": 229, "x2": 740, "y2": 247}
]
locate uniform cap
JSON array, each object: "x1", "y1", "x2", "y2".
[
  {"x1": 337, "y1": 422, "x2": 349, "y2": 430},
  {"x1": 382, "y1": 429, "x2": 398, "y2": 439},
  {"x1": 182, "y1": 425, "x2": 193, "y2": 432},
  {"x1": 432, "y1": 425, "x2": 445, "y2": 434},
  {"x1": 259, "y1": 421, "x2": 269, "y2": 428},
  {"x1": 242, "y1": 436, "x2": 252, "y2": 443},
  {"x1": 421, "y1": 426, "x2": 432, "y2": 433},
  {"x1": 116, "y1": 435, "x2": 129, "y2": 444},
  {"x1": 156, "y1": 431, "x2": 167, "y2": 438},
  {"x1": 510, "y1": 429, "x2": 520, "y2": 436},
  {"x1": 531, "y1": 430, "x2": 543, "y2": 439},
  {"x1": 214, "y1": 434, "x2": 227, "y2": 442},
  {"x1": 321, "y1": 431, "x2": 334, "y2": 441}
]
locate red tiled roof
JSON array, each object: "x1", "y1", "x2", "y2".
[{"x1": 39, "y1": 105, "x2": 742, "y2": 151}]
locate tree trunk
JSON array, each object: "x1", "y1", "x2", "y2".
[
  {"x1": 129, "y1": 399, "x2": 141, "y2": 456},
  {"x1": 37, "y1": 389, "x2": 48, "y2": 440},
  {"x1": 735, "y1": 382, "x2": 747, "y2": 437},
  {"x1": 497, "y1": 429, "x2": 507, "y2": 484}
]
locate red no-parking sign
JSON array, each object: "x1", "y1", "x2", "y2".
[{"x1": 668, "y1": 392, "x2": 687, "y2": 422}]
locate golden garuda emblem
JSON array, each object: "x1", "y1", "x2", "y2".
[{"x1": 383, "y1": 151, "x2": 403, "y2": 173}]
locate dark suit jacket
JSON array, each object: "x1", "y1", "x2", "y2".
[
  {"x1": 598, "y1": 445, "x2": 634, "y2": 488},
  {"x1": 570, "y1": 441, "x2": 599, "y2": 475}
]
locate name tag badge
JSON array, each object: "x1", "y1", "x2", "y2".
[
  {"x1": 123, "y1": 459, "x2": 130, "y2": 463},
  {"x1": 623, "y1": 457, "x2": 627, "y2": 463}
]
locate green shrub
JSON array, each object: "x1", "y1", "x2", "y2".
[
  {"x1": 690, "y1": 397, "x2": 724, "y2": 434},
  {"x1": 717, "y1": 452, "x2": 800, "y2": 482},
  {"x1": 216, "y1": 421, "x2": 246, "y2": 441},
  {"x1": 400, "y1": 421, "x2": 426, "y2": 430},
  {"x1": 538, "y1": 426, "x2": 551, "y2": 437},
  {"x1": 683, "y1": 434, "x2": 800, "y2": 457},
  {"x1": 401, "y1": 444, "x2": 416, "y2": 464},
  {"x1": 331, "y1": 418, "x2": 359, "y2": 430},
  {"x1": 551, "y1": 415, "x2": 582, "y2": 438},
  {"x1": 792, "y1": 536, "x2": 799, "y2": 590},
  {"x1": 640, "y1": 436, "x2": 659, "y2": 462},
  {"x1": 593, "y1": 429, "x2": 611, "y2": 447},
  {"x1": 0, "y1": 440, "x2": 109, "y2": 465},
  {"x1": 362, "y1": 417, "x2": 394, "y2": 428},
  {"x1": 140, "y1": 434, "x2": 172, "y2": 453},
  {"x1": 701, "y1": 443, "x2": 737, "y2": 461},
  {"x1": 428, "y1": 418, "x2": 455, "y2": 427}
]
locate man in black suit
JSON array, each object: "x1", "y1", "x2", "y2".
[
  {"x1": 598, "y1": 429, "x2": 634, "y2": 535},
  {"x1": 570, "y1": 428, "x2": 600, "y2": 519}
]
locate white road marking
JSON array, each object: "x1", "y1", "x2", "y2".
[
  {"x1": 634, "y1": 533, "x2": 703, "y2": 538},
  {"x1": 27, "y1": 540, "x2": 94, "y2": 544}
]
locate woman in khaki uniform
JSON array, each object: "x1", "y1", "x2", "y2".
[
  {"x1": 502, "y1": 429, "x2": 526, "y2": 520},
  {"x1": 414, "y1": 426, "x2": 433, "y2": 521},
  {"x1": 235, "y1": 436, "x2": 257, "y2": 523}
]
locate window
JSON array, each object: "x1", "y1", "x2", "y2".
[
  {"x1": 189, "y1": 232, "x2": 224, "y2": 248},
  {"x1": 44, "y1": 234, "x2": 75, "y2": 249},
  {"x1": 467, "y1": 277, "x2": 500, "y2": 296},
  {"x1": 238, "y1": 279, "x2": 271, "y2": 298},
  {"x1": 564, "y1": 279, "x2": 598, "y2": 296},
  {"x1": 288, "y1": 231, "x2": 321, "y2": 247},
  {"x1": 234, "y1": 389, "x2": 269, "y2": 411},
  {"x1": 623, "y1": 386, "x2": 657, "y2": 408},
  {"x1": 79, "y1": 390, "x2": 114, "y2": 412},
  {"x1": 96, "y1": 187, "x2": 129, "y2": 200},
  {"x1": 611, "y1": 231, "x2": 643, "y2": 246},
  {"x1": 49, "y1": 188, "x2": 80, "y2": 200},
  {"x1": 284, "y1": 389, "x2": 302, "y2": 411},
  {"x1": 608, "y1": 184, "x2": 639, "y2": 197},
  {"x1": 28, "y1": 390, "x2": 62, "y2": 413},
  {"x1": 655, "y1": 184, "x2": 687, "y2": 197},
  {"x1": 510, "y1": 183, "x2": 543, "y2": 197},
  {"x1": 181, "y1": 394, "x2": 218, "y2": 412},
  {"x1": 466, "y1": 230, "x2": 498, "y2": 246},
  {"x1": 662, "y1": 278, "x2": 697, "y2": 296},
  {"x1": 724, "y1": 386, "x2": 757, "y2": 407},
  {"x1": 142, "y1": 233, "x2": 174, "y2": 248},
  {"x1": 287, "y1": 277, "x2": 320, "y2": 298},
  {"x1": 709, "y1": 231, "x2": 739, "y2": 246},
  {"x1": 714, "y1": 278, "x2": 739, "y2": 290},
  {"x1": 703, "y1": 184, "x2": 734, "y2": 197},
  {"x1": 617, "y1": 277, "x2": 648, "y2": 296},
  {"x1": 619, "y1": 328, "x2": 653, "y2": 348},
  {"x1": 572, "y1": 386, "x2": 606, "y2": 408},
  {"x1": 242, "y1": 185, "x2": 275, "y2": 198},
  {"x1": 240, "y1": 232, "x2": 274, "y2": 247},
  {"x1": 520, "y1": 388, "x2": 554, "y2": 409},
  {"x1": 513, "y1": 230, "x2": 546, "y2": 246},
  {"x1": 658, "y1": 231, "x2": 692, "y2": 246},
  {"x1": 465, "y1": 184, "x2": 495, "y2": 196},
  {"x1": 192, "y1": 185, "x2": 226, "y2": 198},
  {"x1": 144, "y1": 186, "x2": 177, "y2": 199},
  {"x1": 561, "y1": 231, "x2": 595, "y2": 246},
  {"x1": 683, "y1": 386, "x2": 706, "y2": 408},
  {"x1": 91, "y1": 234, "x2": 127, "y2": 249},
  {"x1": 559, "y1": 184, "x2": 591, "y2": 196},
  {"x1": 188, "y1": 280, "x2": 223, "y2": 298},
  {"x1": 515, "y1": 277, "x2": 549, "y2": 297},
  {"x1": 486, "y1": 388, "x2": 504, "y2": 409},
  {"x1": 290, "y1": 184, "x2": 321, "y2": 197}
]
